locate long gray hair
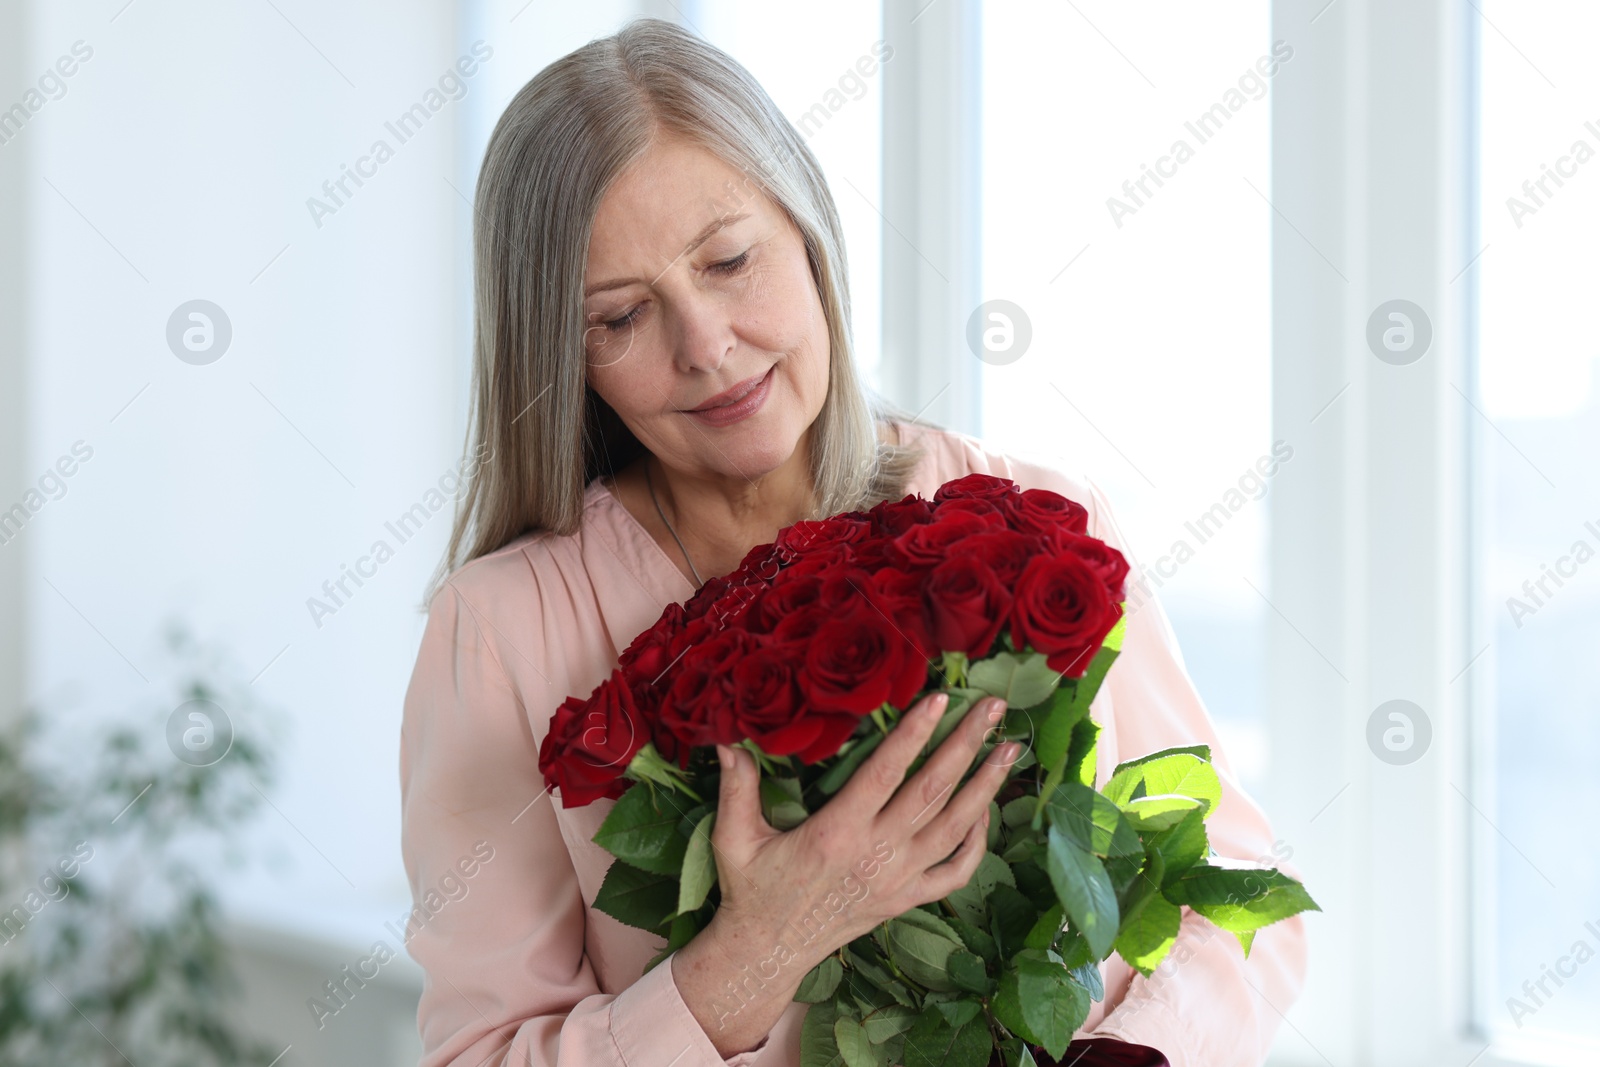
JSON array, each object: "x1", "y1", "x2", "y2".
[{"x1": 426, "y1": 17, "x2": 928, "y2": 606}]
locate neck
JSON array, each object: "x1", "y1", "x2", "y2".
[{"x1": 649, "y1": 430, "x2": 816, "y2": 581}]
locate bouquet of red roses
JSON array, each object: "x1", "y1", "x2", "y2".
[{"x1": 539, "y1": 474, "x2": 1316, "y2": 1067}]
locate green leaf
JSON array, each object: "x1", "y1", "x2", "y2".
[
  {"x1": 664, "y1": 909, "x2": 700, "y2": 953},
  {"x1": 1000, "y1": 1036, "x2": 1039, "y2": 1067},
  {"x1": 1114, "y1": 895, "x2": 1182, "y2": 976},
  {"x1": 1011, "y1": 858, "x2": 1056, "y2": 912},
  {"x1": 795, "y1": 957, "x2": 844, "y2": 1003},
  {"x1": 862, "y1": 1004, "x2": 918, "y2": 1045},
  {"x1": 945, "y1": 851, "x2": 1017, "y2": 927},
  {"x1": 933, "y1": 996, "x2": 983, "y2": 1028},
  {"x1": 835, "y1": 1014, "x2": 884, "y2": 1067},
  {"x1": 897, "y1": 904, "x2": 966, "y2": 942},
  {"x1": 1120, "y1": 793, "x2": 1204, "y2": 831},
  {"x1": 1112, "y1": 743, "x2": 1211, "y2": 775},
  {"x1": 592, "y1": 784, "x2": 690, "y2": 875},
  {"x1": 991, "y1": 948, "x2": 1091, "y2": 1060},
  {"x1": 1068, "y1": 958, "x2": 1104, "y2": 1002},
  {"x1": 1104, "y1": 751, "x2": 1220, "y2": 817},
  {"x1": 1002, "y1": 795, "x2": 1039, "y2": 829},
  {"x1": 1044, "y1": 781, "x2": 1143, "y2": 858},
  {"x1": 988, "y1": 884, "x2": 1040, "y2": 958},
  {"x1": 761, "y1": 775, "x2": 809, "y2": 830},
  {"x1": 902, "y1": 1005, "x2": 993, "y2": 1067},
  {"x1": 1023, "y1": 902, "x2": 1065, "y2": 950},
  {"x1": 1045, "y1": 826, "x2": 1120, "y2": 959},
  {"x1": 945, "y1": 914, "x2": 999, "y2": 963},
  {"x1": 1030, "y1": 684, "x2": 1089, "y2": 773},
  {"x1": 947, "y1": 949, "x2": 995, "y2": 996},
  {"x1": 1114, "y1": 848, "x2": 1164, "y2": 925},
  {"x1": 1149, "y1": 808, "x2": 1208, "y2": 881},
  {"x1": 801, "y1": 999, "x2": 845, "y2": 1067},
  {"x1": 1067, "y1": 718, "x2": 1100, "y2": 788},
  {"x1": 676, "y1": 811, "x2": 717, "y2": 917},
  {"x1": 1055, "y1": 929, "x2": 1094, "y2": 971},
  {"x1": 879, "y1": 910, "x2": 963, "y2": 992},
  {"x1": 845, "y1": 946, "x2": 917, "y2": 1007},
  {"x1": 1165, "y1": 865, "x2": 1321, "y2": 941},
  {"x1": 967, "y1": 651, "x2": 1061, "y2": 709},
  {"x1": 591, "y1": 859, "x2": 677, "y2": 932},
  {"x1": 1161, "y1": 863, "x2": 1287, "y2": 907}
]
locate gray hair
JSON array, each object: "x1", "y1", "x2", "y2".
[{"x1": 426, "y1": 16, "x2": 928, "y2": 607}]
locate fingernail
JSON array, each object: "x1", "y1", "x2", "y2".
[
  {"x1": 716, "y1": 745, "x2": 731, "y2": 768},
  {"x1": 926, "y1": 693, "x2": 949, "y2": 718},
  {"x1": 987, "y1": 700, "x2": 1004, "y2": 723}
]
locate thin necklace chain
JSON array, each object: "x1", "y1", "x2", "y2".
[{"x1": 644, "y1": 458, "x2": 704, "y2": 588}]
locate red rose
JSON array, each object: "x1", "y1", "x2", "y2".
[
  {"x1": 660, "y1": 628, "x2": 759, "y2": 748},
  {"x1": 815, "y1": 564, "x2": 880, "y2": 612},
  {"x1": 776, "y1": 515, "x2": 870, "y2": 558},
  {"x1": 889, "y1": 511, "x2": 996, "y2": 569},
  {"x1": 933, "y1": 473, "x2": 1020, "y2": 503},
  {"x1": 869, "y1": 495, "x2": 934, "y2": 537},
  {"x1": 617, "y1": 602, "x2": 684, "y2": 694},
  {"x1": 538, "y1": 671, "x2": 647, "y2": 807},
  {"x1": 960, "y1": 529, "x2": 1038, "y2": 587},
  {"x1": 1009, "y1": 554, "x2": 1123, "y2": 678},
  {"x1": 935, "y1": 496, "x2": 1010, "y2": 529},
  {"x1": 1051, "y1": 530, "x2": 1131, "y2": 601},
  {"x1": 802, "y1": 597, "x2": 929, "y2": 715},
  {"x1": 850, "y1": 536, "x2": 893, "y2": 569},
  {"x1": 870, "y1": 566, "x2": 938, "y2": 664},
  {"x1": 750, "y1": 573, "x2": 823, "y2": 634},
  {"x1": 772, "y1": 602, "x2": 829, "y2": 645},
  {"x1": 925, "y1": 555, "x2": 1012, "y2": 659},
  {"x1": 727, "y1": 645, "x2": 858, "y2": 762},
  {"x1": 1004, "y1": 486, "x2": 1090, "y2": 537},
  {"x1": 683, "y1": 574, "x2": 733, "y2": 622}
]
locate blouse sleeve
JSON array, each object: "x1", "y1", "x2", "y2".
[
  {"x1": 1070, "y1": 474, "x2": 1311, "y2": 1067},
  {"x1": 398, "y1": 576, "x2": 772, "y2": 1067}
]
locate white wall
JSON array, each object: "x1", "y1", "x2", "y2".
[{"x1": 10, "y1": 1, "x2": 640, "y2": 1061}]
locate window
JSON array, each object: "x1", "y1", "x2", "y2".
[
  {"x1": 978, "y1": 0, "x2": 1277, "y2": 793},
  {"x1": 1475, "y1": 0, "x2": 1600, "y2": 1045},
  {"x1": 692, "y1": 1, "x2": 886, "y2": 386}
]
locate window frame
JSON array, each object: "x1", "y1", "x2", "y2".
[{"x1": 884, "y1": 0, "x2": 1590, "y2": 1063}]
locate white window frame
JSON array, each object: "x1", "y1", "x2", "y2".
[
  {"x1": 885, "y1": 0, "x2": 1588, "y2": 1063},
  {"x1": 879, "y1": 0, "x2": 983, "y2": 435}
]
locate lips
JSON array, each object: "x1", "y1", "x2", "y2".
[{"x1": 687, "y1": 367, "x2": 771, "y2": 412}]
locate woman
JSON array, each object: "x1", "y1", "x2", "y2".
[{"x1": 398, "y1": 17, "x2": 1307, "y2": 1067}]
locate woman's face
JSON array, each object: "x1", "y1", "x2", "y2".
[{"x1": 582, "y1": 136, "x2": 831, "y2": 484}]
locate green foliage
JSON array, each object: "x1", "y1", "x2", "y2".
[
  {"x1": 0, "y1": 622, "x2": 283, "y2": 1066},
  {"x1": 588, "y1": 635, "x2": 1319, "y2": 1067}
]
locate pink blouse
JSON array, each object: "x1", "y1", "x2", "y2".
[{"x1": 397, "y1": 422, "x2": 1309, "y2": 1067}]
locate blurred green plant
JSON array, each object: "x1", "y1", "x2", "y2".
[{"x1": 0, "y1": 622, "x2": 283, "y2": 1066}]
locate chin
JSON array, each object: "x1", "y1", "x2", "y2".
[{"x1": 713, "y1": 419, "x2": 805, "y2": 479}]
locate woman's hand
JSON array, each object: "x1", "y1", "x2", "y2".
[{"x1": 670, "y1": 692, "x2": 1021, "y2": 1054}]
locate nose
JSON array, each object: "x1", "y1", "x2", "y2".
[{"x1": 670, "y1": 287, "x2": 734, "y2": 376}]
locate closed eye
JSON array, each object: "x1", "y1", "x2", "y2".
[{"x1": 599, "y1": 251, "x2": 750, "y2": 332}]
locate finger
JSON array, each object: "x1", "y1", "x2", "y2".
[
  {"x1": 882, "y1": 696, "x2": 1006, "y2": 833},
  {"x1": 916, "y1": 810, "x2": 988, "y2": 901},
  {"x1": 912, "y1": 739, "x2": 1019, "y2": 860},
  {"x1": 710, "y1": 744, "x2": 763, "y2": 865},
  {"x1": 831, "y1": 692, "x2": 949, "y2": 816}
]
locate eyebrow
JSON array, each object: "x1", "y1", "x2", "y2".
[{"x1": 584, "y1": 211, "x2": 751, "y2": 298}]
